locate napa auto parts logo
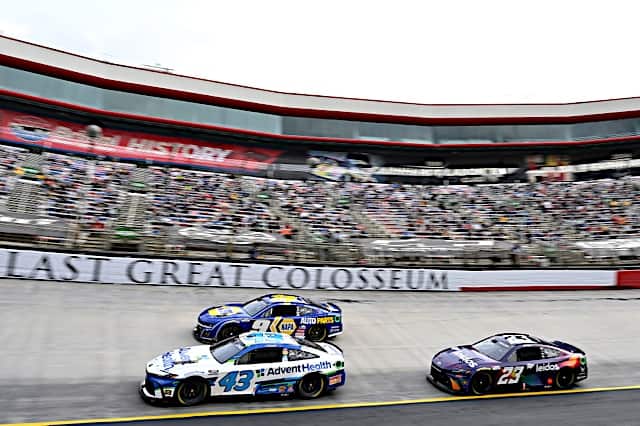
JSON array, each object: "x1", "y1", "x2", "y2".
[{"x1": 9, "y1": 115, "x2": 52, "y2": 142}]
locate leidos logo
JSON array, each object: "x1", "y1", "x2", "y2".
[{"x1": 536, "y1": 363, "x2": 560, "y2": 372}]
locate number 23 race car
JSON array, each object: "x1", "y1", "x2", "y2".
[
  {"x1": 193, "y1": 294, "x2": 342, "y2": 343},
  {"x1": 428, "y1": 333, "x2": 588, "y2": 395},
  {"x1": 140, "y1": 332, "x2": 345, "y2": 406}
]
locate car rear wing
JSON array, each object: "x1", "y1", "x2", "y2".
[{"x1": 552, "y1": 340, "x2": 585, "y2": 355}]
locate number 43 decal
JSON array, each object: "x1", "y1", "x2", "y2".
[{"x1": 497, "y1": 366, "x2": 524, "y2": 385}]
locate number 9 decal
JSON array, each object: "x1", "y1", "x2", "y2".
[{"x1": 252, "y1": 319, "x2": 271, "y2": 332}]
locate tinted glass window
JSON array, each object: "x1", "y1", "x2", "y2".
[
  {"x1": 297, "y1": 306, "x2": 315, "y2": 316},
  {"x1": 472, "y1": 338, "x2": 512, "y2": 361},
  {"x1": 243, "y1": 299, "x2": 268, "y2": 316},
  {"x1": 210, "y1": 337, "x2": 245, "y2": 363},
  {"x1": 287, "y1": 349, "x2": 318, "y2": 361},
  {"x1": 541, "y1": 347, "x2": 562, "y2": 359}
]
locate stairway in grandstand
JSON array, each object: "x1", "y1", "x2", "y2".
[{"x1": 4, "y1": 153, "x2": 46, "y2": 215}]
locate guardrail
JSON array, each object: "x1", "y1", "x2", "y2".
[{"x1": 1, "y1": 223, "x2": 639, "y2": 268}]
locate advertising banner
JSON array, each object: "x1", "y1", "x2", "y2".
[
  {"x1": 0, "y1": 109, "x2": 284, "y2": 172},
  {"x1": 0, "y1": 249, "x2": 617, "y2": 291}
]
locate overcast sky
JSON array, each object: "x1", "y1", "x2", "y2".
[{"x1": 1, "y1": 0, "x2": 639, "y2": 104}]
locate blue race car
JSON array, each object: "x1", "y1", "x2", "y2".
[
  {"x1": 193, "y1": 294, "x2": 342, "y2": 343},
  {"x1": 427, "y1": 333, "x2": 588, "y2": 395}
]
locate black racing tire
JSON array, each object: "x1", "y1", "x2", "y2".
[
  {"x1": 217, "y1": 324, "x2": 242, "y2": 341},
  {"x1": 555, "y1": 367, "x2": 576, "y2": 389},
  {"x1": 469, "y1": 371, "x2": 493, "y2": 395},
  {"x1": 175, "y1": 378, "x2": 208, "y2": 406},
  {"x1": 297, "y1": 373, "x2": 326, "y2": 399},
  {"x1": 306, "y1": 325, "x2": 328, "y2": 341}
]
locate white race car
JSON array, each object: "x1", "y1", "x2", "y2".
[{"x1": 140, "y1": 332, "x2": 346, "y2": 406}]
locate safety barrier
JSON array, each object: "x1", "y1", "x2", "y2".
[{"x1": 0, "y1": 248, "x2": 630, "y2": 291}]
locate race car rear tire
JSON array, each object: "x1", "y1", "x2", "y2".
[
  {"x1": 176, "y1": 378, "x2": 208, "y2": 406},
  {"x1": 297, "y1": 373, "x2": 326, "y2": 399},
  {"x1": 555, "y1": 367, "x2": 576, "y2": 389},
  {"x1": 306, "y1": 325, "x2": 328, "y2": 341},
  {"x1": 470, "y1": 372, "x2": 493, "y2": 395},
  {"x1": 217, "y1": 324, "x2": 242, "y2": 341}
]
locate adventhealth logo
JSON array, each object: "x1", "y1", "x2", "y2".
[{"x1": 266, "y1": 361, "x2": 332, "y2": 376}]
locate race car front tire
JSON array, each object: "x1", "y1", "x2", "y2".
[
  {"x1": 306, "y1": 325, "x2": 328, "y2": 341},
  {"x1": 470, "y1": 371, "x2": 493, "y2": 395},
  {"x1": 555, "y1": 367, "x2": 576, "y2": 389},
  {"x1": 297, "y1": 373, "x2": 326, "y2": 399},
  {"x1": 176, "y1": 378, "x2": 208, "y2": 406},
  {"x1": 217, "y1": 324, "x2": 242, "y2": 341}
]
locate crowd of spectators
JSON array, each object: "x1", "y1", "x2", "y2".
[{"x1": 0, "y1": 144, "x2": 638, "y2": 249}]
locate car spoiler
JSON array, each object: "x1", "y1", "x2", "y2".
[{"x1": 552, "y1": 340, "x2": 585, "y2": 355}]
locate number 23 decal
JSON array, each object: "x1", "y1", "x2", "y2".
[{"x1": 497, "y1": 366, "x2": 524, "y2": 385}]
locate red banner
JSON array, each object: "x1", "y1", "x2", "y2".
[{"x1": 0, "y1": 109, "x2": 283, "y2": 171}]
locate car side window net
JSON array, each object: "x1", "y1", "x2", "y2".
[
  {"x1": 517, "y1": 346, "x2": 542, "y2": 362},
  {"x1": 238, "y1": 348, "x2": 283, "y2": 364}
]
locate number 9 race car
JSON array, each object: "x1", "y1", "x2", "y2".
[
  {"x1": 427, "y1": 333, "x2": 588, "y2": 395},
  {"x1": 193, "y1": 294, "x2": 342, "y2": 343},
  {"x1": 140, "y1": 331, "x2": 346, "y2": 406}
]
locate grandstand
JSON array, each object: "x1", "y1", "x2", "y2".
[{"x1": 1, "y1": 35, "x2": 640, "y2": 267}]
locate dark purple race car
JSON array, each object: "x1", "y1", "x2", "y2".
[{"x1": 427, "y1": 333, "x2": 588, "y2": 395}]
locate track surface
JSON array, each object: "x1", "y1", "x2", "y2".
[
  {"x1": 80, "y1": 390, "x2": 640, "y2": 426},
  {"x1": 1, "y1": 279, "x2": 640, "y2": 424}
]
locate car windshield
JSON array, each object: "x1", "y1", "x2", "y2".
[
  {"x1": 243, "y1": 299, "x2": 268, "y2": 316},
  {"x1": 210, "y1": 337, "x2": 246, "y2": 363},
  {"x1": 472, "y1": 337, "x2": 511, "y2": 361}
]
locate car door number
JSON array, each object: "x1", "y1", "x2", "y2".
[
  {"x1": 252, "y1": 319, "x2": 271, "y2": 332},
  {"x1": 218, "y1": 370, "x2": 254, "y2": 392},
  {"x1": 497, "y1": 366, "x2": 524, "y2": 385}
]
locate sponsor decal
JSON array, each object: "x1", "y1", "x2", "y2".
[
  {"x1": 1, "y1": 109, "x2": 284, "y2": 172},
  {"x1": 265, "y1": 361, "x2": 332, "y2": 376},
  {"x1": 0, "y1": 249, "x2": 616, "y2": 290},
  {"x1": 207, "y1": 306, "x2": 243, "y2": 317},
  {"x1": 536, "y1": 363, "x2": 560, "y2": 372},
  {"x1": 0, "y1": 215, "x2": 58, "y2": 226},
  {"x1": 300, "y1": 317, "x2": 317, "y2": 325},
  {"x1": 277, "y1": 318, "x2": 297, "y2": 334},
  {"x1": 455, "y1": 352, "x2": 478, "y2": 368},
  {"x1": 316, "y1": 317, "x2": 335, "y2": 325},
  {"x1": 162, "y1": 388, "x2": 175, "y2": 397},
  {"x1": 177, "y1": 228, "x2": 277, "y2": 245},
  {"x1": 270, "y1": 294, "x2": 299, "y2": 302}
]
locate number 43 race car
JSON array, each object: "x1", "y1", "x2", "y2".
[
  {"x1": 140, "y1": 331, "x2": 346, "y2": 406},
  {"x1": 193, "y1": 294, "x2": 342, "y2": 343},
  {"x1": 428, "y1": 333, "x2": 588, "y2": 395}
]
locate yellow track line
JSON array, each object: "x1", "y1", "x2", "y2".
[{"x1": 4, "y1": 384, "x2": 640, "y2": 426}]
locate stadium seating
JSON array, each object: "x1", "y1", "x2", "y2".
[{"x1": 1, "y1": 143, "x2": 638, "y2": 265}]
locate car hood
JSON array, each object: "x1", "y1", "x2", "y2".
[
  {"x1": 147, "y1": 345, "x2": 220, "y2": 377},
  {"x1": 198, "y1": 303, "x2": 250, "y2": 325},
  {"x1": 432, "y1": 346, "x2": 498, "y2": 370}
]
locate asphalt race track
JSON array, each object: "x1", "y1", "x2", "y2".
[
  {"x1": 1, "y1": 279, "x2": 640, "y2": 425},
  {"x1": 79, "y1": 390, "x2": 640, "y2": 426}
]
